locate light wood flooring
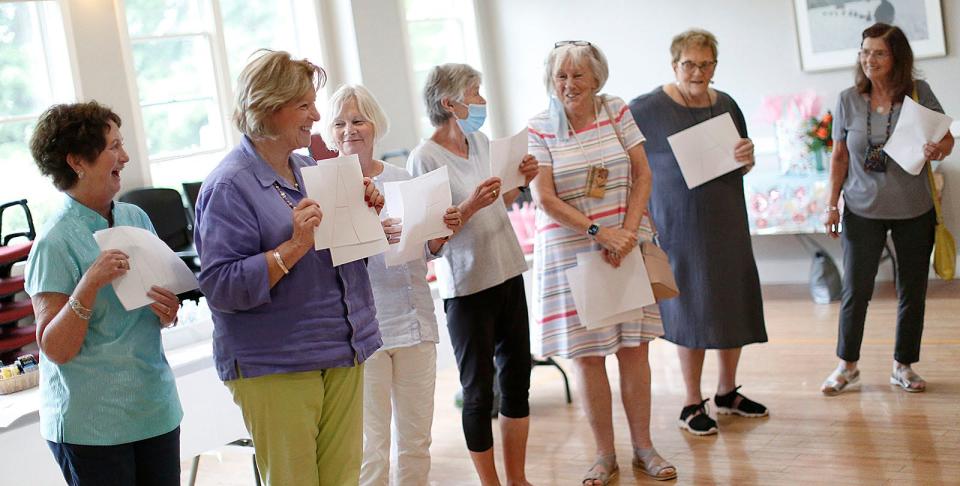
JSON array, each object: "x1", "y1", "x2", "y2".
[{"x1": 182, "y1": 281, "x2": 960, "y2": 485}]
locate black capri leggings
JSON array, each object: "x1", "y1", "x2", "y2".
[{"x1": 444, "y1": 275, "x2": 532, "y2": 452}]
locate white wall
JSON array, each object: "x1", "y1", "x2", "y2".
[
  {"x1": 476, "y1": 0, "x2": 960, "y2": 283},
  {"x1": 48, "y1": 0, "x2": 959, "y2": 284}
]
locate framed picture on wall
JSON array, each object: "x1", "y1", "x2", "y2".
[{"x1": 793, "y1": 0, "x2": 946, "y2": 72}]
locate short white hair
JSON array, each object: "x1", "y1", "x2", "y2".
[
  {"x1": 321, "y1": 84, "x2": 390, "y2": 151},
  {"x1": 542, "y1": 43, "x2": 609, "y2": 96}
]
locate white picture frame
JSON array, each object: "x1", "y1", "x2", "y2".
[{"x1": 793, "y1": 0, "x2": 946, "y2": 72}]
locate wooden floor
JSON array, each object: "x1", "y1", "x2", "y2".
[{"x1": 183, "y1": 281, "x2": 960, "y2": 485}]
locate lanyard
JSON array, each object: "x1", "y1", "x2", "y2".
[{"x1": 566, "y1": 98, "x2": 605, "y2": 169}]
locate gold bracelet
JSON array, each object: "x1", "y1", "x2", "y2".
[
  {"x1": 272, "y1": 250, "x2": 290, "y2": 275},
  {"x1": 67, "y1": 296, "x2": 92, "y2": 320}
]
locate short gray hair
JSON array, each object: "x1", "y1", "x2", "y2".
[
  {"x1": 321, "y1": 84, "x2": 391, "y2": 151},
  {"x1": 233, "y1": 49, "x2": 325, "y2": 139},
  {"x1": 543, "y1": 43, "x2": 609, "y2": 96},
  {"x1": 422, "y1": 63, "x2": 482, "y2": 127},
  {"x1": 670, "y1": 29, "x2": 718, "y2": 64}
]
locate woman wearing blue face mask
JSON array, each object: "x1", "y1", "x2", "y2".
[{"x1": 408, "y1": 63, "x2": 539, "y2": 486}]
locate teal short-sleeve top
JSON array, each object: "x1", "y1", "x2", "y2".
[{"x1": 24, "y1": 195, "x2": 183, "y2": 445}]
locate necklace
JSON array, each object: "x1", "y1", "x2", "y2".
[
  {"x1": 866, "y1": 95, "x2": 894, "y2": 144},
  {"x1": 566, "y1": 98, "x2": 605, "y2": 169},
  {"x1": 675, "y1": 84, "x2": 714, "y2": 125},
  {"x1": 273, "y1": 179, "x2": 300, "y2": 209}
]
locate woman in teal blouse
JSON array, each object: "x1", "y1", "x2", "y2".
[{"x1": 25, "y1": 101, "x2": 183, "y2": 486}]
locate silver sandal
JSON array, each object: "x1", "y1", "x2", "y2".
[
  {"x1": 821, "y1": 366, "x2": 860, "y2": 396},
  {"x1": 633, "y1": 446, "x2": 677, "y2": 481},
  {"x1": 582, "y1": 453, "x2": 618, "y2": 485},
  {"x1": 890, "y1": 365, "x2": 926, "y2": 392}
]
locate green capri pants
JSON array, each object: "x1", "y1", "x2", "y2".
[{"x1": 226, "y1": 365, "x2": 364, "y2": 486}]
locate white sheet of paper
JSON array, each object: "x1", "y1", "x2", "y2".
[
  {"x1": 489, "y1": 128, "x2": 528, "y2": 192},
  {"x1": 884, "y1": 96, "x2": 953, "y2": 175},
  {"x1": 666, "y1": 113, "x2": 743, "y2": 189},
  {"x1": 383, "y1": 166, "x2": 453, "y2": 267},
  {"x1": 564, "y1": 250, "x2": 655, "y2": 329},
  {"x1": 301, "y1": 154, "x2": 385, "y2": 251},
  {"x1": 331, "y1": 238, "x2": 389, "y2": 266},
  {"x1": 567, "y1": 265, "x2": 648, "y2": 330},
  {"x1": 93, "y1": 226, "x2": 200, "y2": 311}
]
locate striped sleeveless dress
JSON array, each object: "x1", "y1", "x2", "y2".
[{"x1": 527, "y1": 95, "x2": 663, "y2": 358}]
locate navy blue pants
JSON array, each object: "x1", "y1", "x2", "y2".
[
  {"x1": 47, "y1": 426, "x2": 180, "y2": 486},
  {"x1": 838, "y1": 208, "x2": 936, "y2": 364}
]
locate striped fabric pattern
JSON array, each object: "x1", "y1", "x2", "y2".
[{"x1": 527, "y1": 95, "x2": 662, "y2": 358}]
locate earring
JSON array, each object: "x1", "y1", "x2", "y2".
[{"x1": 77, "y1": 171, "x2": 85, "y2": 179}]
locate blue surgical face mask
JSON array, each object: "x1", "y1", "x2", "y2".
[{"x1": 454, "y1": 101, "x2": 487, "y2": 134}]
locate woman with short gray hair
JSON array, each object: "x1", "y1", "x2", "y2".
[
  {"x1": 408, "y1": 63, "x2": 539, "y2": 486},
  {"x1": 322, "y1": 83, "x2": 462, "y2": 486},
  {"x1": 529, "y1": 41, "x2": 674, "y2": 484},
  {"x1": 629, "y1": 28, "x2": 768, "y2": 439}
]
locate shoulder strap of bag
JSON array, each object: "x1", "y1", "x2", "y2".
[
  {"x1": 915, "y1": 85, "x2": 945, "y2": 226},
  {"x1": 600, "y1": 96, "x2": 660, "y2": 239}
]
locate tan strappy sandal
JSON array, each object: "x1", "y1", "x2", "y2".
[
  {"x1": 633, "y1": 446, "x2": 677, "y2": 481},
  {"x1": 582, "y1": 453, "x2": 618, "y2": 485}
]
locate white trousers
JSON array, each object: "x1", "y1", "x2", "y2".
[{"x1": 360, "y1": 341, "x2": 437, "y2": 486}]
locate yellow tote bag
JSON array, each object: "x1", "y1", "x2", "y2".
[{"x1": 927, "y1": 163, "x2": 956, "y2": 280}]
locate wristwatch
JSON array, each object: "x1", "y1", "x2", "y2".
[{"x1": 587, "y1": 224, "x2": 600, "y2": 238}]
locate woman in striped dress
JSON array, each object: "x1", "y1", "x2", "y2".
[{"x1": 528, "y1": 42, "x2": 675, "y2": 485}]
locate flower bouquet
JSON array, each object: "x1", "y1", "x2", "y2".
[{"x1": 805, "y1": 111, "x2": 833, "y2": 172}]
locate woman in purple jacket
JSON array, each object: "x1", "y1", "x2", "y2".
[{"x1": 194, "y1": 50, "x2": 384, "y2": 486}]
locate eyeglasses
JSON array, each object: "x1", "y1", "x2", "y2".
[
  {"x1": 859, "y1": 49, "x2": 890, "y2": 60},
  {"x1": 678, "y1": 60, "x2": 717, "y2": 74},
  {"x1": 554, "y1": 40, "x2": 592, "y2": 48}
]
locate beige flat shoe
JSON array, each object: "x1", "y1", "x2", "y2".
[
  {"x1": 890, "y1": 365, "x2": 926, "y2": 393},
  {"x1": 633, "y1": 446, "x2": 677, "y2": 481},
  {"x1": 582, "y1": 453, "x2": 618, "y2": 486},
  {"x1": 821, "y1": 366, "x2": 860, "y2": 396}
]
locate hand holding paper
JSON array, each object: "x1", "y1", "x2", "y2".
[
  {"x1": 667, "y1": 113, "x2": 743, "y2": 189},
  {"x1": 565, "y1": 250, "x2": 655, "y2": 329},
  {"x1": 383, "y1": 166, "x2": 454, "y2": 266},
  {"x1": 93, "y1": 226, "x2": 200, "y2": 311},
  {"x1": 490, "y1": 128, "x2": 529, "y2": 192},
  {"x1": 883, "y1": 96, "x2": 953, "y2": 175},
  {"x1": 301, "y1": 154, "x2": 389, "y2": 265}
]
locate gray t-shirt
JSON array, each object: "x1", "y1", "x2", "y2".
[
  {"x1": 407, "y1": 131, "x2": 528, "y2": 299},
  {"x1": 833, "y1": 79, "x2": 942, "y2": 219}
]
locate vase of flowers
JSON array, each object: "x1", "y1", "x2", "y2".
[{"x1": 805, "y1": 111, "x2": 833, "y2": 172}]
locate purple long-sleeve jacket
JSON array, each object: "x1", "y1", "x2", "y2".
[{"x1": 194, "y1": 136, "x2": 381, "y2": 381}]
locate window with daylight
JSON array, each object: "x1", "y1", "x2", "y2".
[
  {"x1": 0, "y1": 1, "x2": 75, "y2": 230},
  {"x1": 121, "y1": 0, "x2": 324, "y2": 189},
  {"x1": 403, "y1": 0, "x2": 484, "y2": 137}
]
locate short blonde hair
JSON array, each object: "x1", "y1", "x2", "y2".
[
  {"x1": 233, "y1": 49, "x2": 326, "y2": 138},
  {"x1": 670, "y1": 29, "x2": 718, "y2": 64},
  {"x1": 423, "y1": 63, "x2": 482, "y2": 127},
  {"x1": 543, "y1": 43, "x2": 609, "y2": 96},
  {"x1": 321, "y1": 84, "x2": 390, "y2": 152}
]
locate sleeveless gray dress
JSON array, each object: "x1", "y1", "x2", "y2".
[{"x1": 628, "y1": 87, "x2": 767, "y2": 349}]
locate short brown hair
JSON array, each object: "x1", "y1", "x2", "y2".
[
  {"x1": 670, "y1": 29, "x2": 718, "y2": 64},
  {"x1": 234, "y1": 49, "x2": 326, "y2": 138},
  {"x1": 855, "y1": 23, "x2": 916, "y2": 100},
  {"x1": 29, "y1": 101, "x2": 121, "y2": 191}
]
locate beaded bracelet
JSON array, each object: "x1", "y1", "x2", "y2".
[{"x1": 68, "y1": 296, "x2": 92, "y2": 320}]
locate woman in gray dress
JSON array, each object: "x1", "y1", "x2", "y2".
[{"x1": 628, "y1": 29, "x2": 768, "y2": 437}]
